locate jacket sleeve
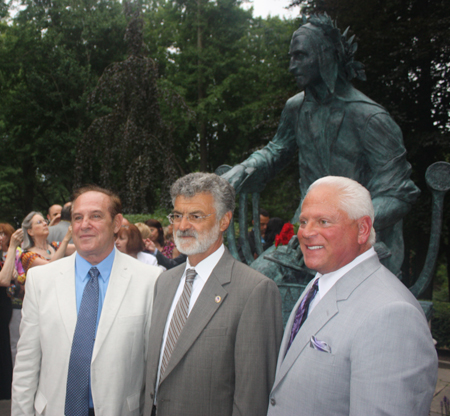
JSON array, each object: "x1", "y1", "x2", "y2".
[
  {"x1": 349, "y1": 301, "x2": 438, "y2": 415},
  {"x1": 232, "y1": 278, "x2": 283, "y2": 416},
  {"x1": 11, "y1": 269, "x2": 42, "y2": 416}
]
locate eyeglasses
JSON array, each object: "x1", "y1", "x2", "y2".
[
  {"x1": 167, "y1": 213, "x2": 214, "y2": 224},
  {"x1": 34, "y1": 219, "x2": 48, "y2": 226}
]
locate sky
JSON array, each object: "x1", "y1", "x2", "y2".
[{"x1": 242, "y1": 0, "x2": 300, "y2": 19}]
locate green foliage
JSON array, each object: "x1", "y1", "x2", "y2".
[
  {"x1": 0, "y1": 0, "x2": 128, "y2": 222},
  {"x1": 431, "y1": 301, "x2": 450, "y2": 349},
  {"x1": 144, "y1": 1, "x2": 299, "y2": 173},
  {"x1": 434, "y1": 262, "x2": 449, "y2": 302},
  {"x1": 124, "y1": 207, "x2": 171, "y2": 226}
]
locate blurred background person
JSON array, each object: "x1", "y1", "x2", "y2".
[
  {"x1": 0, "y1": 225, "x2": 22, "y2": 399},
  {"x1": 21, "y1": 211, "x2": 74, "y2": 271},
  {"x1": 145, "y1": 219, "x2": 179, "y2": 259},
  {"x1": 164, "y1": 223, "x2": 174, "y2": 243},
  {"x1": 136, "y1": 222, "x2": 186, "y2": 270},
  {"x1": 9, "y1": 212, "x2": 74, "y2": 364},
  {"x1": 46, "y1": 204, "x2": 62, "y2": 226},
  {"x1": 48, "y1": 204, "x2": 73, "y2": 244},
  {"x1": 115, "y1": 223, "x2": 163, "y2": 269},
  {"x1": 263, "y1": 217, "x2": 285, "y2": 251},
  {"x1": 135, "y1": 222, "x2": 154, "y2": 252}
]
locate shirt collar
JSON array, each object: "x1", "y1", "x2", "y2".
[
  {"x1": 316, "y1": 247, "x2": 376, "y2": 296},
  {"x1": 75, "y1": 248, "x2": 116, "y2": 283},
  {"x1": 185, "y1": 244, "x2": 225, "y2": 283}
]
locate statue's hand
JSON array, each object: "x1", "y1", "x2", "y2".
[
  {"x1": 221, "y1": 164, "x2": 264, "y2": 193},
  {"x1": 221, "y1": 164, "x2": 248, "y2": 191}
]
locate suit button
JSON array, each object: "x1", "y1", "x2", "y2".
[
  {"x1": 270, "y1": 398, "x2": 276, "y2": 406},
  {"x1": 150, "y1": 393, "x2": 154, "y2": 399}
]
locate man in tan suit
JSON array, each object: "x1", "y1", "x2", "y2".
[
  {"x1": 12, "y1": 185, "x2": 161, "y2": 416},
  {"x1": 144, "y1": 172, "x2": 283, "y2": 416}
]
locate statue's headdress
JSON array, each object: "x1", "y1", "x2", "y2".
[{"x1": 294, "y1": 13, "x2": 366, "y2": 93}]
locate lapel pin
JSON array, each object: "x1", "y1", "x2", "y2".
[{"x1": 215, "y1": 295, "x2": 221, "y2": 303}]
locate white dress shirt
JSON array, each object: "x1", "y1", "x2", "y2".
[
  {"x1": 155, "y1": 244, "x2": 225, "y2": 398},
  {"x1": 308, "y1": 247, "x2": 377, "y2": 315}
]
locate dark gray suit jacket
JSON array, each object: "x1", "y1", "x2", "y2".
[{"x1": 144, "y1": 249, "x2": 283, "y2": 416}]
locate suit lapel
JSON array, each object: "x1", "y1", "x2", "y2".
[
  {"x1": 56, "y1": 254, "x2": 78, "y2": 342},
  {"x1": 272, "y1": 255, "x2": 382, "y2": 391},
  {"x1": 273, "y1": 282, "x2": 339, "y2": 389},
  {"x1": 92, "y1": 250, "x2": 132, "y2": 361},
  {"x1": 159, "y1": 250, "x2": 232, "y2": 383}
]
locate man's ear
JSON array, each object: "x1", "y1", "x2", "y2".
[
  {"x1": 113, "y1": 214, "x2": 124, "y2": 234},
  {"x1": 357, "y1": 216, "x2": 372, "y2": 245},
  {"x1": 219, "y1": 211, "x2": 233, "y2": 233}
]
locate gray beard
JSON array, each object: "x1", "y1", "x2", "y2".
[{"x1": 174, "y1": 221, "x2": 220, "y2": 256}]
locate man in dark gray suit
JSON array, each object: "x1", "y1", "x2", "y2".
[
  {"x1": 268, "y1": 176, "x2": 437, "y2": 416},
  {"x1": 144, "y1": 172, "x2": 283, "y2": 416}
]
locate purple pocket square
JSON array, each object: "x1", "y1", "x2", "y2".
[{"x1": 310, "y1": 336, "x2": 332, "y2": 353}]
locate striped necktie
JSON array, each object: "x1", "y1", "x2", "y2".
[{"x1": 160, "y1": 268, "x2": 197, "y2": 378}]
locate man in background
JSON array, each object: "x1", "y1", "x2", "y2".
[
  {"x1": 47, "y1": 204, "x2": 62, "y2": 226},
  {"x1": 48, "y1": 204, "x2": 73, "y2": 243}
]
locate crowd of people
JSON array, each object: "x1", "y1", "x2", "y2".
[
  {"x1": 0, "y1": 13, "x2": 440, "y2": 415},
  {"x1": 0, "y1": 172, "x2": 438, "y2": 416},
  {"x1": 0, "y1": 203, "x2": 183, "y2": 402}
]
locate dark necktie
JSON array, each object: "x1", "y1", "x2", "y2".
[
  {"x1": 285, "y1": 279, "x2": 319, "y2": 354},
  {"x1": 65, "y1": 267, "x2": 100, "y2": 416},
  {"x1": 160, "y1": 268, "x2": 196, "y2": 378}
]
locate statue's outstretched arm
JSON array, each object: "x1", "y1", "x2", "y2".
[{"x1": 221, "y1": 94, "x2": 303, "y2": 193}]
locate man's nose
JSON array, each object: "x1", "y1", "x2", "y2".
[
  {"x1": 178, "y1": 215, "x2": 192, "y2": 230},
  {"x1": 80, "y1": 217, "x2": 91, "y2": 229},
  {"x1": 300, "y1": 222, "x2": 317, "y2": 238}
]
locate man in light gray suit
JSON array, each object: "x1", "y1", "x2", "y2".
[
  {"x1": 144, "y1": 172, "x2": 283, "y2": 416},
  {"x1": 268, "y1": 176, "x2": 438, "y2": 416}
]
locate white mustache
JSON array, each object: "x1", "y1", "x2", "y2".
[{"x1": 176, "y1": 229, "x2": 198, "y2": 238}]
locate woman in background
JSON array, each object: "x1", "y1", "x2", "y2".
[
  {"x1": 0, "y1": 224, "x2": 22, "y2": 394},
  {"x1": 115, "y1": 223, "x2": 163, "y2": 269},
  {"x1": 145, "y1": 218, "x2": 178, "y2": 259},
  {"x1": 21, "y1": 211, "x2": 73, "y2": 272},
  {"x1": 9, "y1": 212, "x2": 74, "y2": 365}
]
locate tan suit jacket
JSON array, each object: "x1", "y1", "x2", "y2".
[
  {"x1": 11, "y1": 249, "x2": 161, "y2": 416},
  {"x1": 144, "y1": 249, "x2": 283, "y2": 416}
]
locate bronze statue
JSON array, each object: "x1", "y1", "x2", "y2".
[{"x1": 222, "y1": 14, "x2": 420, "y2": 282}]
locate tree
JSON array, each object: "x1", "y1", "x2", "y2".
[
  {"x1": 75, "y1": 5, "x2": 177, "y2": 213},
  {"x1": 144, "y1": 1, "x2": 300, "y2": 174},
  {"x1": 0, "y1": 0, "x2": 128, "y2": 221}
]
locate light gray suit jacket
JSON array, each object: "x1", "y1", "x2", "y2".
[
  {"x1": 11, "y1": 249, "x2": 161, "y2": 416},
  {"x1": 267, "y1": 255, "x2": 438, "y2": 416},
  {"x1": 144, "y1": 249, "x2": 283, "y2": 416}
]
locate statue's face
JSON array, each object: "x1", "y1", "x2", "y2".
[{"x1": 289, "y1": 33, "x2": 321, "y2": 90}]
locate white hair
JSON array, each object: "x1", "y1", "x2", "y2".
[{"x1": 305, "y1": 176, "x2": 376, "y2": 245}]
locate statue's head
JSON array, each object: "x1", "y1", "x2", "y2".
[{"x1": 289, "y1": 14, "x2": 366, "y2": 94}]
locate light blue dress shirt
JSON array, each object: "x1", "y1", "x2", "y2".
[{"x1": 74, "y1": 248, "x2": 115, "y2": 409}]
